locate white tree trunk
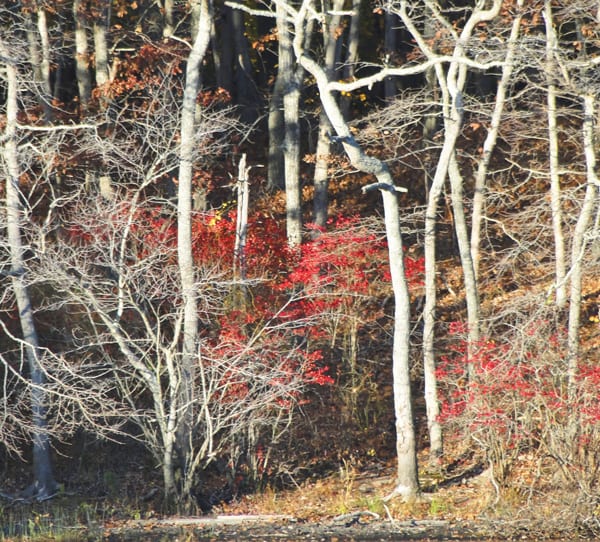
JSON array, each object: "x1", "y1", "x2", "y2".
[
  {"x1": 0, "y1": 40, "x2": 57, "y2": 500},
  {"x1": 73, "y1": 0, "x2": 91, "y2": 111},
  {"x1": 471, "y1": 2, "x2": 523, "y2": 278},
  {"x1": 313, "y1": 0, "x2": 344, "y2": 227},
  {"x1": 448, "y1": 153, "x2": 480, "y2": 351},
  {"x1": 567, "y1": 93, "x2": 599, "y2": 388},
  {"x1": 234, "y1": 153, "x2": 250, "y2": 280},
  {"x1": 543, "y1": 1, "x2": 567, "y2": 309},
  {"x1": 93, "y1": 0, "x2": 111, "y2": 87},
  {"x1": 163, "y1": 0, "x2": 175, "y2": 37},
  {"x1": 176, "y1": 0, "x2": 212, "y2": 505},
  {"x1": 277, "y1": 2, "x2": 303, "y2": 247},
  {"x1": 398, "y1": 0, "x2": 502, "y2": 459},
  {"x1": 294, "y1": 27, "x2": 420, "y2": 498}
]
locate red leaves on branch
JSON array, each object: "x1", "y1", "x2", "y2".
[{"x1": 437, "y1": 319, "x2": 600, "y2": 482}]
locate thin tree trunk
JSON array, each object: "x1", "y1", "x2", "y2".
[
  {"x1": 448, "y1": 153, "x2": 480, "y2": 346},
  {"x1": 234, "y1": 153, "x2": 250, "y2": 280},
  {"x1": 296, "y1": 43, "x2": 420, "y2": 499},
  {"x1": 398, "y1": 0, "x2": 502, "y2": 460},
  {"x1": 176, "y1": 0, "x2": 212, "y2": 507},
  {"x1": 544, "y1": 1, "x2": 567, "y2": 309},
  {"x1": 73, "y1": 0, "x2": 91, "y2": 112},
  {"x1": 340, "y1": 0, "x2": 360, "y2": 119},
  {"x1": 471, "y1": 2, "x2": 523, "y2": 279},
  {"x1": 0, "y1": 40, "x2": 57, "y2": 500},
  {"x1": 313, "y1": 0, "x2": 344, "y2": 227},
  {"x1": 567, "y1": 93, "x2": 599, "y2": 389}
]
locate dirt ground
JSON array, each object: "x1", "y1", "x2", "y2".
[{"x1": 103, "y1": 515, "x2": 582, "y2": 542}]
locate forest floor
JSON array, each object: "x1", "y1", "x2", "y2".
[
  {"x1": 3, "y1": 444, "x2": 596, "y2": 541},
  {"x1": 97, "y1": 448, "x2": 595, "y2": 541}
]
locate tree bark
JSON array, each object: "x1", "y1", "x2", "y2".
[
  {"x1": 176, "y1": 0, "x2": 212, "y2": 507},
  {"x1": 567, "y1": 93, "x2": 599, "y2": 388},
  {"x1": 231, "y1": 7, "x2": 261, "y2": 122},
  {"x1": 544, "y1": 1, "x2": 567, "y2": 309},
  {"x1": 277, "y1": 2, "x2": 303, "y2": 247},
  {"x1": 313, "y1": 0, "x2": 344, "y2": 228},
  {"x1": 93, "y1": 0, "x2": 111, "y2": 88},
  {"x1": 340, "y1": 0, "x2": 360, "y2": 119},
  {"x1": 267, "y1": 74, "x2": 286, "y2": 191},
  {"x1": 73, "y1": 0, "x2": 92, "y2": 112},
  {"x1": 471, "y1": 2, "x2": 523, "y2": 279},
  {"x1": 293, "y1": 11, "x2": 419, "y2": 497},
  {"x1": 26, "y1": 5, "x2": 52, "y2": 121},
  {"x1": 163, "y1": 0, "x2": 175, "y2": 37},
  {"x1": 0, "y1": 39, "x2": 57, "y2": 500}
]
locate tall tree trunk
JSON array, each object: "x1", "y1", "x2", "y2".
[
  {"x1": 448, "y1": 153, "x2": 480, "y2": 347},
  {"x1": 277, "y1": 2, "x2": 303, "y2": 247},
  {"x1": 26, "y1": 6, "x2": 52, "y2": 121},
  {"x1": 267, "y1": 75, "x2": 285, "y2": 191},
  {"x1": 211, "y1": 6, "x2": 234, "y2": 94},
  {"x1": 567, "y1": 93, "x2": 599, "y2": 389},
  {"x1": 0, "y1": 39, "x2": 57, "y2": 500},
  {"x1": 296, "y1": 40, "x2": 420, "y2": 501},
  {"x1": 73, "y1": 0, "x2": 91, "y2": 112},
  {"x1": 93, "y1": 0, "x2": 110, "y2": 88},
  {"x1": 471, "y1": 2, "x2": 523, "y2": 279},
  {"x1": 313, "y1": 0, "x2": 344, "y2": 227},
  {"x1": 544, "y1": 1, "x2": 567, "y2": 309},
  {"x1": 398, "y1": 0, "x2": 502, "y2": 461},
  {"x1": 383, "y1": 8, "x2": 398, "y2": 100},
  {"x1": 231, "y1": 7, "x2": 261, "y2": 122},
  {"x1": 175, "y1": 0, "x2": 212, "y2": 507},
  {"x1": 340, "y1": 0, "x2": 360, "y2": 119}
]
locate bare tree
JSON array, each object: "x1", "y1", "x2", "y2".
[
  {"x1": 174, "y1": 0, "x2": 213, "y2": 508},
  {"x1": 28, "y1": 188, "x2": 326, "y2": 508},
  {"x1": 285, "y1": 0, "x2": 420, "y2": 499},
  {"x1": 0, "y1": 37, "x2": 56, "y2": 500},
  {"x1": 470, "y1": 0, "x2": 525, "y2": 279},
  {"x1": 392, "y1": 0, "x2": 502, "y2": 459}
]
